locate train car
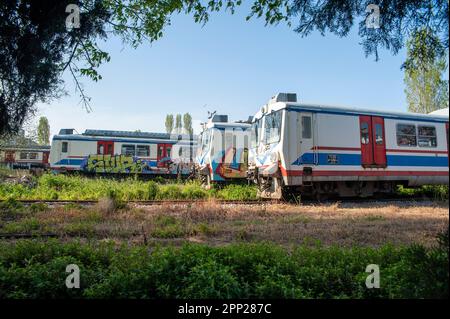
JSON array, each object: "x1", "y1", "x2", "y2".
[
  {"x1": 249, "y1": 93, "x2": 449, "y2": 199},
  {"x1": 195, "y1": 114, "x2": 251, "y2": 187},
  {"x1": 49, "y1": 129, "x2": 197, "y2": 176},
  {"x1": 0, "y1": 144, "x2": 50, "y2": 169}
]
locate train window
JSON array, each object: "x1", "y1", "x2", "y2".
[
  {"x1": 136, "y1": 145, "x2": 150, "y2": 157},
  {"x1": 396, "y1": 124, "x2": 417, "y2": 147},
  {"x1": 302, "y1": 116, "x2": 312, "y2": 139},
  {"x1": 98, "y1": 144, "x2": 104, "y2": 155},
  {"x1": 360, "y1": 122, "x2": 370, "y2": 145},
  {"x1": 29, "y1": 153, "x2": 37, "y2": 160},
  {"x1": 201, "y1": 130, "x2": 210, "y2": 151},
  {"x1": 121, "y1": 144, "x2": 135, "y2": 156},
  {"x1": 62, "y1": 142, "x2": 68, "y2": 153},
  {"x1": 375, "y1": 124, "x2": 383, "y2": 145},
  {"x1": 167, "y1": 147, "x2": 171, "y2": 158},
  {"x1": 264, "y1": 111, "x2": 282, "y2": 144},
  {"x1": 418, "y1": 126, "x2": 437, "y2": 147},
  {"x1": 20, "y1": 152, "x2": 27, "y2": 159},
  {"x1": 250, "y1": 120, "x2": 260, "y2": 148}
]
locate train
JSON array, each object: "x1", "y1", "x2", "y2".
[
  {"x1": 195, "y1": 114, "x2": 251, "y2": 187},
  {"x1": 2, "y1": 92, "x2": 447, "y2": 199},
  {"x1": 0, "y1": 144, "x2": 51, "y2": 169},
  {"x1": 48, "y1": 129, "x2": 197, "y2": 176},
  {"x1": 248, "y1": 93, "x2": 449, "y2": 199}
]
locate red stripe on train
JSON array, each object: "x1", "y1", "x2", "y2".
[
  {"x1": 280, "y1": 167, "x2": 448, "y2": 177},
  {"x1": 314, "y1": 146, "x2": 448, "y2": 155}
]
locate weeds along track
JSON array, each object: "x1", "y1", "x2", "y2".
[
  {"x1": 0, "y1": 196, "x2": 443, "y2": 207},
  {"x1": 0, "y1": 199, "x2": 273, "y2": 206}
]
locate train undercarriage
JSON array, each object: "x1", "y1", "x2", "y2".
[{"x1": 252, "y1": 173, "x2": 403, "y2": 200}]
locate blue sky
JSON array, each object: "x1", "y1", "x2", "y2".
[{"x1": 37, "y1": 8, "x2": 416, "y2": 137}]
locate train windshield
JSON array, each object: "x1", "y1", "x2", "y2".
[
  {"x1": 264, "y1": 111, "x2": 282, "y2": 144},
  {"x1": 201, "y1": 129, "x2": 211, "y2": 152},
  {"x1": 250, "y1": 119, "x2": 261, "y2": 148}
]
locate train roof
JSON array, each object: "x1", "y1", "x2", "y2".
[
  {"x1": 204, "y1": 122, "x2": 251, "y2": 130},
  {"x1": 0, "y1": 145, "x2": 51, "y2": 151},
  {"x1": 53, "y1": 129, "x2": 197, "y2": 144},
  {"x1": 83, "y1": 129, "x2": 173, "y2": 140},
  {"x1": 253, "y1": 101, "x2": 449, "y2": 123}
]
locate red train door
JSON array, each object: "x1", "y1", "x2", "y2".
[
  {"x1": 446, "y1": 123, "x2": 449, "y2": 164},
  {"x1": 97, "y1": 141, "x2": 114, "y2": 155},
  {"x1": 42, "y1": 151, "x2": 49, "y2": 164},
  {"x1": 371, "y1": 116, "x2": 387, "y2": 167},
  {"x1": 359, "y1": 116, "x2": 386, "y2": 167},
  {"x1": 157, "y1": 143, "x2": 173, "y2": 168},
  {"x1": 5, "y1": 151, "x2": 15, "y2": 163}
]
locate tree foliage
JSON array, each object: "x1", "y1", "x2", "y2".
[
  {"x1": 165, "y1": 114, "x2": 174, "y2": 134},
  {"x1": 183, "y1": 113, "x2": 193, "y2": 135},
  {"x1": 1, "y1": 0, "x2": 448, "y2": 136},
  {"x1": 404, "y1": 29, "x2": 449, "y2": 114},
  {"x1": 37, "y1": 117, "x2": 50, "y2": 145},
  {"x1": 287, "y1": 0, "x2": 448, "y2": 64},
  {"x1": 0, "y1": 0, "x2": 110, "y2": 136},
  {"x1": 175, "y1": 114, "x2": 182, "y2": 134}
]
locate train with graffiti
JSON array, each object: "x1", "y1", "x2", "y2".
[
  {"x1": 49, "y1": 129, "x2": 197, "y2": 176},
  {"x1": 195, "y1": 114, "x2": 251, "y2": 187},
  {"x1": 248, "y1": 93, "x2": 449, "y2": 199}
]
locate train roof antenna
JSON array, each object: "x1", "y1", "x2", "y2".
[{"x1": 207, "y1": 110, "x2": 217, "y2": 119}]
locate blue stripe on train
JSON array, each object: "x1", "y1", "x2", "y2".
[
  {"x1": 54, "y1": 158, "x2": 158, "y2": 167},
  {"x1": 293, "y1": 153, "x2": 448, "y2": 167},
  {"x1": 54, "y1": 159, "x2": 83, "y2": 166}
]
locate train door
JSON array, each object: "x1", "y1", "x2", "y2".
[
  {"x1": 299, "y1": 112, "x2": 315, "y2": 164},
  {"x1": 42, "y1": 151, "x2": 49, "y2": 164},
  {"x1": 359, "y1": 116, "x2": 387, "y2": 167},
  {"x1": 446, "y1": 123, "x2": 449, "y2": 164},
  {"x1": 5, "y1": 151, "x2": 14, "y2": 163},
  {"x1": 157, "y1": 143, "x2": 171, "y2": 168},
  {"x1": 97, "y1": 141, "x2": 114, "y2": 155}
]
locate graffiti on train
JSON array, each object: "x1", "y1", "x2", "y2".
[
  {"x1": 215, "y1": 147, "x2": 249, "y2": 179},
  {"x1": 82, "y1": 154, "x2": 150, "y2": 173}
]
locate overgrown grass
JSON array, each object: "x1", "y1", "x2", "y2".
[
  {"x1": 397, "y1": 185, "x2": 449, "y2": 201},
  {"x1": 0, "y1": 233, "x2": 447, "y2": 299},
  {"x1": 0, "y1": 174, "x2": 258, "y2": 201}
]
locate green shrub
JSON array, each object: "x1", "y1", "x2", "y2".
[
  {"x1": 0, "y1": 198, "x2": 25, "y2": 212},
  {"x1": 397, "y1": 185, "x2": 449, "y2": 201},
  {"x1": 3, "y1": 218, "x2": 42, "y2": 233},
  {"x1": 146, "y1": 181, "x2": 159, "y2": 200},
  {"x1": 157, "y1": 185, "x2": 184, "y2": 200},
  {"x1": 151, "y1": 216, "x2": 184, "y2": 238},
  {"x1": 181, "y1": 183, "x2": 208, "y2": 199},
  {"x1": 0, "y1": 238, "x2": 447, "y2": 299},
  {"x1": 29, "y1": 203, "x2": 49, "y2": 213},
  {"x1": 217, "y1": 184, "x2": 258, "y2": 200}
]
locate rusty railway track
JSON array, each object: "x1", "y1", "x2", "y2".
[
  {"x1": 0, "y1": 196, "x2": 443, "y2": 206},
  {"x1": 0, "y1": 199, "x2": 275, "y2": 206}
]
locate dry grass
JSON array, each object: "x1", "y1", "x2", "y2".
[{"x1": 0, "y1": 200, "x2": 447, "y2": 247}]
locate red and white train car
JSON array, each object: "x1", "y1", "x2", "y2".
[
  {"x1": 0, "y1": 145, "x2": 51, "y2": 169},
  {"x1": 249, "y1": 93, "x2": 449, "y2": 198}
]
